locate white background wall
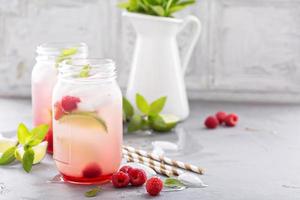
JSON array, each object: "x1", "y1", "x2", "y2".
[{"x1": 1, "y1": 0, "x2": 300, "y2": 102}]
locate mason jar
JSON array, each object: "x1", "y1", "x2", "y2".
[
  {"x1": 31, "y1": 42, "x2": 88, "y2": 154},
  {"x1": 52, "y1": 59, "x2": 123, "y2": 184}
]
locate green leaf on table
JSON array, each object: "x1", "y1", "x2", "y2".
[
  {"x1": 22, "y1": 148, "x2": 35, "y2": 173},
  {"x1": 149, "y1": 96, "x2": 167, "y2": 116},
  {"x1": 0, "y1": 146, "x2": 17, "y2": 165},
  {"x1": 136, "y1": 93, "x2": 150, "y2": 114},
  {"x1": 123, "y1": 97, "x2": 134, "y2": 121},
  {"x1": 17, "y1": 123, "x2": 32, "y2": 145},
  {"x1": 85, "y1": 186, "x2": 101, "y2": 197},
  {"x1": 127, "y1": 114, "x2": 143, "y2": 132},
  {"x1": 164, "y1": 178, "x2": 184, "y2": 188},
  {"x1": 26, "y1": 124, "x2": 49, "y2": 147},
  {"x1": 79, "y1": 64, "x2": 91, "y2": 78}
]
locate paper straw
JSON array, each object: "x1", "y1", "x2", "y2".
[
  {"x1": 123, "y1": 145, "x2": 204, "y2": 175},
  {"x1": 124, "y1": 155, "x2": 175, "y2": 177},
  {"x1": 122, "y1": 149, "x2": 184, "y2": 176}
]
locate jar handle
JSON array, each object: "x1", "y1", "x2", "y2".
[{"x1": 179, "y1": 15, "x2": 201, "y2": 74}]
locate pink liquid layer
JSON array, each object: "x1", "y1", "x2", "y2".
[
  {"x1": 61, "y1": 173, "x2": 112, "y2": 185},
  {"x1": 32, "y1": 78, "x2": 55, "y2": 154},
  {"x1": 53, "y1": 101, "x2": 123, "y2": 184}
]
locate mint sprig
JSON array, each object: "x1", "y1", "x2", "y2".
[
  {"x1": 117, "y1": 0, "x2": 196, "y2": 17},
  {"x1": 79, "y1": 64, "x2": 91, "y2": 78},
  {"x1": 0, "y1": 123, "x2": 49, "y2": 173},
  {"x1": 123, "y1": 93, "x2": 178, "y2": 133},
  {"x1": 55, "y1": 47, "x2": 78, "y2": 67}
]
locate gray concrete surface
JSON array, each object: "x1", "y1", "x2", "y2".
[{"x1": 0, "y1": 98, "x2": 299, "y2": 199}]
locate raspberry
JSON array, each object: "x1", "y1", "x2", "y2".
[
  {"x1": 128, "y1": 168, "x2": 147, "y2": 186},
  {"x1": 146, "y1": 177, "x2": 163, "y2": 196},
  {"x1": 215, "y1": 111, "x2": 227, "y2": 124},
  {"x1": 225, "y1": 113, "x2": 239, "y2": 127},
  {"x1": 112, "y1": 171, "x2": 130, "y2": 188},
  {"x1": 45, "y1": 129, "x2": 53, "y2": 154},
  {"x1": 61, "y1": 96, "x2": 81, "y2": 112},
  {"x1": 204, "y1": 116, "x2": 219, "y2": 129},
  {"x1": 54, "y1": 101, "x2": 64, "y2": 120},
  {"x1": 82, "y1": 163, "x2": 102, "y2": 178},
  {"x1": 119, "y1": 165, "x2": 133, "y2": 174}
]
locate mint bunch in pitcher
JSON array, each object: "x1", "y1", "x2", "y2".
[
  {"x1": 123, "y1": 93, "x2": 179, "y2": 133},
  {"x1": 118, "y1": 0, "x2": 196, "y2": 17}
]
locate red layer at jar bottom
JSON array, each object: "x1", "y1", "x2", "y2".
[{"x1": 61, "y1": 173, "x2": 112, "y2": 185}]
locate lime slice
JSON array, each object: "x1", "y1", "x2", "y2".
[
  {"x1": 0, "y1": 137, "x2": 18, "y2": 153},
  {"x1": 15, "y1": 141, "x2": 48, "y2": 164},
  {"x1": 150, "y1": 114, "x2": 180, "y2": 132},
  {"x1": 59, "y1": 112, "x2": 107, "y2": 133}
]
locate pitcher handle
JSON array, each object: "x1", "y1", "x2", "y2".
[{"x1": 179, "y1": 15, "x2": 201, "y2": 74}]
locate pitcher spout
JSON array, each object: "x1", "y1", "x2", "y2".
[{"x1": 123, "y1": 11, "x2": 183, "y2": 37}]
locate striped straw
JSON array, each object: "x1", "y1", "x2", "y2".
[
  {"x1": 124, "y1": 155, "x2": 175, "y2": 177},
  {"x1": 122, "y1": 149, "x2": 184, "y2": 176},
  {"x1": 123, "y1": 145, "x2": 204, "y2": 175}
]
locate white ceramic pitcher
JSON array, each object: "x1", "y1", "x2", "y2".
[{"x1": 124, "y1": 12, "x2": 201, "y2": 120}]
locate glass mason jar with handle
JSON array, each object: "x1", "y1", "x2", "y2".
[
  {"x1": 52, "y1": 59, "x2": 123, "y2": 184},
  {"x1": 31, "y1": 42, "x2": 88, "y2": 154}
]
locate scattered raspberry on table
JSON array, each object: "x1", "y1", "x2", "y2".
[{"x1": 146, "y1": 177, "x2": 163, "y2": 196}]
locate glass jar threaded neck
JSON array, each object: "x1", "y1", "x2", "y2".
[
  {"x1": 58, "y1": 58, "x2": 117, "y2": 83},
  {"x1": 36, "y1": 42, "x2": 88, "y2": 62}
]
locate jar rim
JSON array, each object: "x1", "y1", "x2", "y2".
[
  {"x1": 58, "y1": 58, "x2": 117, "y2": 83},
  {"x1": 36, "y1": 42, "x2": 88, "y2": 57}
]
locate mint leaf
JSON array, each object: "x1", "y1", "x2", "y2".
[
  {"x1": 55, "y1": 47, "x2": 78, "y2": 67},
  {"x1": 141, "y1": 117, "x2": 150, "y2": 130},
  {"x1": 61, "y1": 47, "x2": 78, "y2": 57},
  {"x1": 127, "y1": 114, "x2": 143, "y2": 132},
  {"x1": 79, "y1": 64, "x2": 91, "y2": 78},
  {"x1": 151, "y1": 5, "x2": 165, "y2": 16},
  {"x1": 22, "y1": 148, "x2": 35, "y2": 173},
  {"x1": 117, "y1": 2, "x2": 130, "y2": 8},
  {"x1": 17, "y1": 123, "x2": 32, "y2": 145},
  {"x1": 164, "y1": 178, "x2": 184, "y2": 188},
  {"x1": 123, "y1": 97, "x2": 134, "y2": 121},
  {"x1": 85, "y1": 186, "x2": 101, "y2": 197},
  {"x1": 169, "y1": 4, "x2": 188, "y2": 14},
  {"x1": 26, "y1": 124, "x2": 49, "y2": 147},
  {"x1": 177, "y1": 0, "x2": 195, "y2": 6},
  {"x1": 136, "y1": 93, "x2": 150, "y2": 115},
  {"x1": 149, "y1": 96, "x2": 167, "y2": 116},
  {"x1": 0, "y1": 146, "x2": 17, "y2": 165},
  {"x1": 149, "y1": 114, "x2": 176, "y2": 132}
]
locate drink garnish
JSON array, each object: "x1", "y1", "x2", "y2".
[
  {"x1": 123, "y1": 93, "x2": 179, "y2": 133},
  {"x1": 59, "y1": 112, "x2": 107, "y2": 133},
  {"x1": 79, "y1": 64, "x2": 91, "y2": 78},
  {"x1": 0, "y1": 123, "x2": 49, "y2": 173}
]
